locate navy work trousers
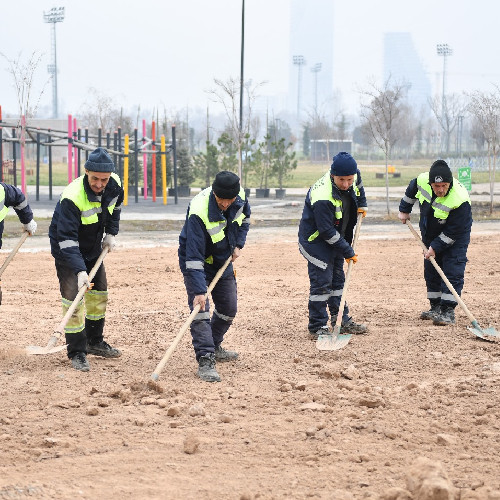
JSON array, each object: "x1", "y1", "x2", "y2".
[
  {"x1": 307, "y1": 252, "x2": 350, "y2": 332},
  {"x1": 424, "y1": 243, "x2": 468, "y2": 308},
  {"x1": 183, "y1": 273, "x2": 237, "y2": 360}
]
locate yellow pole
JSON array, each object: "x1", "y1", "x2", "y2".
[
  {"x1": 161, "y1": 135, "x2": 168, "y2": 205},
  {"x1": 124, "y1": 134, "x2": 129, "y2": 206}
]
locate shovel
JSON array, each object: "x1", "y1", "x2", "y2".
[
  {"x1": 316, "y1": 212, "x2": 363, "y2": 351},
  {"x1": 151, "y1": 255, "x2": 233, "y2": 381},
  {"x1": 0, "y1": 232, "x2": 29, "y2": 305},
  {"x1": 407, "y1": 220, "x2": 499, "y2": 341},
  {"x1": 26, "y1": 248, "x2": 109, "y2": 355}
]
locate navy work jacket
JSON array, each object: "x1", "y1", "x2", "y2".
[
  {"x1": 178, "y1": 189, "x2": 251, "y2": 296},
  {"x1": 0, "y1": 182, "x2": 34, "y2": 249}
]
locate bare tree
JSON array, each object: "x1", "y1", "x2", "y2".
[
  {"x1": 207, "y1": 77, "x2": 263, "y2": 182},
  {"x1": 429, "y1": 93, "x2": 467, "y2": 154},
  {"x1": 466, "y1": 88, "x2": 500, "y2": 214},
  {"x1": 0, "y1": 51, "x2": 48, "y2": 121},
  {"x1": 359, "y1": 77, "x2": 407, "y2": 215}
]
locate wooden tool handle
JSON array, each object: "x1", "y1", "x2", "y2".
[
  {"x1": 151, "y1": 255, "x2": 233, "y2": 381},
  {"x1": 0, "y1": 232, "x2": 29, "y2": 278},
  {"x1": 406, "y1": 220, "x2": 476, "y2": 324}
]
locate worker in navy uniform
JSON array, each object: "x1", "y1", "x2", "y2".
[
  {"x1": 49, "y1": 148, "x2": 124, "y2": 372},
  {"x1": 0, "y1": 182, "x2": 37, "y2": 249},
  {"x1": 398, "y1": 159, "x2": 472, "y2": 325},
  {"x1": 298, "y1": 152, "x2": 368, "y2": 338},
  {"x1": 178, "y1": 171, "x2": 251, "y2": 382}
]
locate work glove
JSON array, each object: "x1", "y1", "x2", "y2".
[
  {"x1": 77, "y1": 271, "x2": 92, "y2": 290},
  {"x1": 357, "y1": 207, "x2": 367, "y2": 218},
  {"x1": 23, "y1": 219, "x2": 37, "y2": 235},
  {"x1": 102, "y1": 234, "x2": 116, "y2": 252},
  {"x1": 345, "y1": 254, "x2": 358, "y2": 265}
]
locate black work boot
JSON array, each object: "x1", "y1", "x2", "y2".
[
  {"x1": 340, "y1": 319, "x2": 368, "y2": 334},
  {"x1": 420, "y1": 303, "x2": 441, "y2": 320},
  {"x1": 71, "y1": 352, "x2": 90, "y2": 372},
  {"x1": 433, "y1": 306, "x2": 456, "y2": 326},
  {"x1": 308, "y1": 326, "x2": 329, "y2": 339},
  {"x1": 197, "y1": 353, "x2": 221, "y2": 382},
  {"x1": 214, "y1": 345, "x2": 239, "y2": 362},
  {"x1": 87, "y1": 340, "x2": 122, "y2": 358}
]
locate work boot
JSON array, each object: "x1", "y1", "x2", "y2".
[
  {"x1": 420, "y1": 303, "x2": 441, "y2": 320},
  {"x1": 87, "y1": 340, "x2": 122, "y2": 358},
  {"x1": 214, "y1": 345, "x2": 239, "y2": 362},
  {"x1": 340, "y1": 319, "x2": 368, "y2": 334},
  {"x1": 71, "y1": 352, "x2": 90, "y2": 372},
  {"x1": 308, "y1": 326, "x2": 329, "y2": 339},
  {"x1": 433, "y1": 306, "x2": 456, "y2": 326},
  {"x1": 197, "y1": 353, "x2": 221, "y2": 382}
]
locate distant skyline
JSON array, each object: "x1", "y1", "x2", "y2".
[{"x1": 1, "y1": 0, "x2": 500, "y2": 126}]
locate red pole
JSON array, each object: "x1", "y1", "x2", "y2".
[
  {"x1": 67, "y1": 114, "x2": 73, "y2": 183},
  {"x1": 152, "y1": 120, "x2": 156, "y2": 202}
]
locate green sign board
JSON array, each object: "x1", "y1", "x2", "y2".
[{"x1": 458, "y1": 167, "x2": 472, "y2": 191}]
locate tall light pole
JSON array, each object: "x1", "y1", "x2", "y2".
[
  {"x1": 238, "y1": 0, "x2": 245, "y2": 181},
  {"x1": 311, "y1": 63, "x2": 322, "y2": 113},
  {"x1": 293, "y1": 55, "x2": 306, "y2": 121},
  {"x1": 436, "y1": 44, "x2": 453, "y2": 119},
  {"x1": 44, "y1": 6, "x2": 65, "y2": 119}
]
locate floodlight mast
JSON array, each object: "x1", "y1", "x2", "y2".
[
  {"x1": 44, "y1": 7, "x2": 65, "y2": 118},
  {"x1": 293, "y1": 55, "x2": 306, "y2": 120}
]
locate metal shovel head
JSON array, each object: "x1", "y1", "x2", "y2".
[
  {"x1": 26, "y1": 344, "x2": 67, "y2": 355},
  {"x1": 316, "y1": 332, "x2": 352, "y2": 351},
  {"x1": 467, "y1": 325, "x2": 500, "y2": 342}
]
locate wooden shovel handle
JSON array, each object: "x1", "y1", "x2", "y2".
[
  {"x1": 0, "y1": 232, "x2": 29, "y2": 278},
  {"x1": 151, "y1": 255, "x2": 233, "y2": 381},
  {"x1": 406, "y1": 220, "x2": 477, "y2": 324},
  {"x1": 333, "y1": 212, "x2": 363, "y2": 331}
]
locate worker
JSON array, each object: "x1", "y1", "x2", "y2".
[
  {"x1": 0, "y1": 182, "x2": 37, "y2": 248},
  {"x1": 49, "y1": 147, "x2": 124, "y2": 371},
  {"x1": 178, "y1": 171, "x2": 251, "y2": 382},
  {"x1": 298, "y1": 152, "x2": 368, "y2": 338},
  {"x1": 398, "y1": 159, "x2": 472, "y2": 325}
]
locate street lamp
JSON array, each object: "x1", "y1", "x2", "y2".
[
  {"x1": 293, "y1": 55, "x2": 306, "y2": 120},
  {"x1": 44, "y1": 6, "x2": 65, "y2": 118},
  {"x1": 436, "y1": 43, "x2": 453, "y2": 118},
  {"x1": 311, "y1": 63, "x2": 322, "y2": 112}
]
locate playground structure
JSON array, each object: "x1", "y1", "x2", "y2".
[{"x1": 0, "y1": 106, "x2": 181, "y2": 205}]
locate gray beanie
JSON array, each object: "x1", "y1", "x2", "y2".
[{"x1": 84, "y1": 147, "x2": 114, "y2": 173}]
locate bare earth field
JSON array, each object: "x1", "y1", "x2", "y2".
[{"x1": 1, "y1": 224, "x2": 500, "y2": 499}]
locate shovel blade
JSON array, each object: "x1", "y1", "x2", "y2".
[
  {"x1": 316, "y1": 333, "x2": 352, "y2": 351},
  {"x1": 26, "y1": 344, "x2": 67, "y2": 355},
  {"x1": 467, "y1": 325, "x2": 499, "y2": 342}
]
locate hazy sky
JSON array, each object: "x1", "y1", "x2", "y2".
[{"x1": 1, "y1": 0, "x2": 500, "y2": 121}]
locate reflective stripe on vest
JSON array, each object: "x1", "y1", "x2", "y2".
[
  {"x1": 416, "y1": 173, "x2": 470, "y2": 220},
  {"x1": 0, "y1": 185, "x2": 8, "y2": 222},
  {"x1": 188, "y1": 186, "x2": 246, "y2": 245},
  {"x1": 307, "y1": 172, "x2": 359, "y2": 242},
  {"x1": 60, "y1": 173, "x2": 122, "y2": 225}
]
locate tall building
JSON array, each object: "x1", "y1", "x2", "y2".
[
  {"x1": 288, "y1": 0, "x2": 335, "y2": 125},
  {"x1": 383, "y1": 32, "x2": 432, "y2": 116}
]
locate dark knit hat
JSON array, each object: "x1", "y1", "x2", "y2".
[
  {"x1": 84, "y1": 147, "x2": 115, "y2": 173},
  {"x1": 429, "y1": 159, "x2": 452, "y2": 183},
  {"x1": 212, "y1": 171, "x2": 240, "y2": 199},
  {"x1": 330, "y1": 152, "x2": 357, "y2": 176}
]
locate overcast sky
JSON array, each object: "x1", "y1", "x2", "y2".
[{"x1": 1, "y1": 0, "x2": 500, "y2": 122}]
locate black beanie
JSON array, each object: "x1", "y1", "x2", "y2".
[
  {"x1": 84, "y1": 147, "x2": 115, "y2": 173},
  {"x1": 429, "y1": 160, "x2": 452, "y2": 183},
  {"x1": 330, "y1": 152, "x2": 357, "y2": 176},
  {"x1": 212, "y1": 171, "x2": 240, "y2": 199}
]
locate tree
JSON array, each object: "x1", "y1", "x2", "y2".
[
  {"x1": 429, "y1": 93, "x2": 467, "y2": 155},
  {"x1": 193, "y1": 142, "x2": 219, "y2": 188},
  {"x1": 270, "y1": 136, "x2": 298, "y2": 190},
  {"x1": 217, "y1": 131, "x2": 238, "y2": 173},
  {"x1": 302, "y1": 125, "x2": 310, "y2": 157},
  {"x1": 359, "y1": 77, "x2": 407, "y2": 215},
  {"x1": 466, "y1": 88, "x2": 500, "y2": 214},
  {"x1": 208, "y1": 77, "x2": 263, "y2": 183},
  {"x1": 177, "y1": 147, "x2": 194, "y2": 187}
]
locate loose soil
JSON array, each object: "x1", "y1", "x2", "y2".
[{"x1": 1, "y1": 224, "x2": 499, "y2": 499}]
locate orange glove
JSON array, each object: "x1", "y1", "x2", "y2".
[
  {"x1": 345, "y1": 254, "x2": 358, "y2": 264},
  {"x1": 357, "y1": 207, "x2": 367, "y2": 218}
]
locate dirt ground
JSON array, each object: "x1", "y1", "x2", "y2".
[{"x1": 1, "y1": 223, "x2": 500, "y2": 499}]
